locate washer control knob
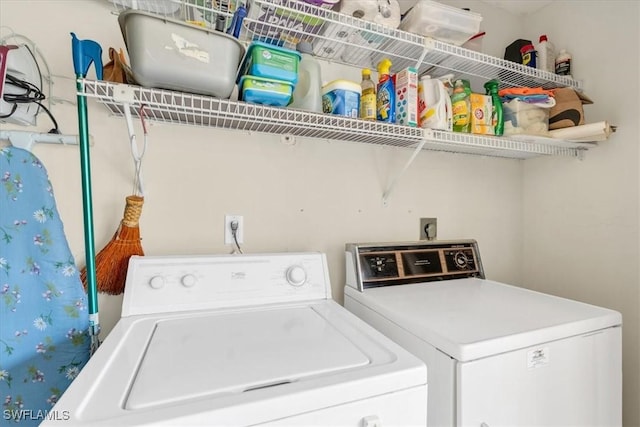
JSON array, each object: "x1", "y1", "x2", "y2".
[
  {"x1": 181, "y1": 274, "x2": 197, "y2": 288},
  {"x1": 286, "y1": 265, "x2": 307, "y2": 287},
  {"x1": 149, "y1": 276, "x2": 166, "y2": 289}
]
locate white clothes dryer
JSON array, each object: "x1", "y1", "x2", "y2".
[
  {"x1": 344, "y1": 240, "x2": 622, "y2": 427},
  {"x1": 44, "y1": 252, "x2": 427, "y2": 426}
]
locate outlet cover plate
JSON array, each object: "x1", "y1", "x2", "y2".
[{"x1": 419, "y1": 217, "x2": 437, "y2": 240}]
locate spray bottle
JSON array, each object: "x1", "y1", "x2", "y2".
[
  {"x1": 484, "y1": 79, "x2": 504, "y2": 136},
  {"x1": 376, "y1": 58, "x2": 395, "y2": 123}
]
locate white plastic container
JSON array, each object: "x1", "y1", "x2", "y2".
[
  {"x1": 289, "y1": 42, "x2": 323, "y2": 113},
  {"x1": 399, "y1": 0, "x2": 482, "y2": 46},
  {"x1": 118, "y1": 9, "x2": 245, "y2": 98},
  {"x1": 322, "y1": 80, "x2": 361, "y2": 118},
  {"x1": 418, "y1": 75, "x2": 452, "y2": 131},
  {"x1": 536, "y1": 34, "x2": 555, "y2": 73}
]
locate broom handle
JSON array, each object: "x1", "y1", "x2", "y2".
[
  {"x1": 76, "y1": 76, "x2": 100, "y2": 355},
  {"x1": 71, "y1": 33, "x2": 103, "y2": 356}
]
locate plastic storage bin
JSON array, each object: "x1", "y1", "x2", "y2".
[
  {"x1": 399, "y1": 0, "x2": 482, "y2": 46},
  {"x1": 118, "y1": 9, "x2": 245, "y2": 98},
  {"x1": 245, "y1": 0, "x2": 339, "y2": 46},
  {"x1": 502, "y1": 98, "x2": 556, "y2": 137},
  {"x1": 322, "y1": 80, "x2": 361, "y2": 118},
  {"x1": 239, "y1": 41, "x2": 301, "y2": 85},
  {"x1": 238, "y1": 75, "x2": 295, "y2": 106}
]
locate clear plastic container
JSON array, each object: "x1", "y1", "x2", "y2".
[{"x1": 399, "y1": 1, "x2": 482, "y2": 46}]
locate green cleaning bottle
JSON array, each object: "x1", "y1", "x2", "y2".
[
  {"x1": 484, "y1": 79, "x2": 504, "y2": 136},
  {"x1": 451, "y1": 79, "x2": 471, "y2": 133},
  {"x1": 376, "y1": 59, "x2": 395, "y2": 123}
]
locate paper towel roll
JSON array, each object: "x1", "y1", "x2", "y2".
[
  {"x1": 313, "y1": 22, "x2": 351, "y2": 59},
  {"x1": 338, "y1": 0, "x2": 402, "y2": 28},
  {"x1": 549, "y1": 121, "x2": 613, "y2": 142},
  {"x1": 340, "y1": 29, "x2": 386, "y2": 65}
]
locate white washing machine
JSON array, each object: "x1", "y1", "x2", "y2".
[
  {"x1": 344, "y1": 240, "x2": 622, "y2": 427},
  {"x1": 44, "y1": 252, "x2": 427, "y2": 426}
]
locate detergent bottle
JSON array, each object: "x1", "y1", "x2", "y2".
[
  {"x1": 360, "y1": 68, "x2": 376, "y2": 121},
  {"x1": 289, "y1": 41, "x2": 323, "y2": 113},
  {"x1": 418, "y1": 75, "x2": 452, "y2": 131},
  {"x1": 376, "y1": 58, "x2": 395, "y2": 122},
  {"x1": 451, "y1": 79, "x2": 471, "y2": 133},
  {"x1": 484, "y1": 79, "x2": 504, "y2": 136}
]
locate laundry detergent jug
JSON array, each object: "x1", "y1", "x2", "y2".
[{"x1": 418, "y1": 75, "x2": 452, "y2": 131}]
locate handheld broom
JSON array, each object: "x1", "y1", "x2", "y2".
[{"x1": 80, "y1": 104, "x2": 148, "y2": 295}]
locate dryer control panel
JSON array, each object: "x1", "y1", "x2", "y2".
[{"x1": 346, "y1": 241, "x2": 484, "y2": 290}]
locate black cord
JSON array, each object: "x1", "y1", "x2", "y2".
[
  {"x1": 231, "y1": 220, "x2": 243, "y2": 254},
  {"x1": 33, "y1": 101, "x2": 59, "y2": 134},
  {"x1": 1, "y1": 73, "x2": 59, "y2": 133}
]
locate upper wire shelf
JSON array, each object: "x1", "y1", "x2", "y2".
[
  {"x1": 110, "y1": 0, "x2": 582, "y2": 91},
  {"x1": 100, "y1": 1, "x2": 592, "y2": 160},
  {"x1": 81, "y1": 80, "x2": 589, "y2": 159}
]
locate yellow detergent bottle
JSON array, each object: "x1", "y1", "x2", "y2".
[
  {"x1": 360, "y1": 68, "x2": 376, "y2": 121},
  {"x1": 376, "y1": 59, "x2": 395, "y2": 122}
]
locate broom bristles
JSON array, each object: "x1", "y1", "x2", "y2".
[{"x1": 81, "y1": 196, "x2": 145, "y2": 295}]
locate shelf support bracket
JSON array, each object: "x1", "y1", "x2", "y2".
[
  {"x1": 414, "y1": 40, "x2": 431, "y2": 70},
  {"x1": 382, "y1": 138, "x2": 427, "y2": 207}
]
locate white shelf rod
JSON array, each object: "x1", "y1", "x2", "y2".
[{"x1": 0, "y1": 130, "x2": 79, "y2": 152}]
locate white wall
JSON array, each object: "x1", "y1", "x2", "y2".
[
  {"x1": 522, "y1": 2, "x2": 640, "y2": 426},
  {"x1": 3, "y1": 0, "x2": 636, "y2": 424}
]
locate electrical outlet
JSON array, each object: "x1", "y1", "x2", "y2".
[
  {"x1": 224, "y1": 215, "x2": 243, "y2": 245},
  {"x1": 419, "y1": 218, "x2": 437, "y2": 241}
]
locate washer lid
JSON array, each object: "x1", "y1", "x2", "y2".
[
  {"x1": 46, "y1": 300, "x2": 426, "y2": 425},
  {"x1": 347, "y1": 278, "x2": 622, "y2": 362},
  {"x1": 127, "y1": 306, "x2": 369, "y2": 409}
]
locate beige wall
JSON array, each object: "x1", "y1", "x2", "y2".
[
  {"x1": 0, "y1": 0, "x2": 523, "y2": 334},
  {"x1": 2, "y1": 0, "x2": 637, "y2": 424},
  {"x1": 522, "y1": 2, "x2": 640, "y2": 426}
]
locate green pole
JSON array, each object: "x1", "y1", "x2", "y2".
[
  {"x1": 76, "y1": 77, "x2": 100, "y2": 355},
  {"x1": 71, "y1": 33, "x2": 103, "y2": 355}
]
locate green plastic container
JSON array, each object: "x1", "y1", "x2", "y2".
[
  {"x1": 238, "y1": 75, "x2": 294, "y2": 106},
  {"x1": 239, "y1": 41, "x2": 301, "y2": 85}
]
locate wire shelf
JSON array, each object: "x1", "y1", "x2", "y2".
[
  {"x1": 111, "y1": 0, "x2": 581, "y2": 91},
  {"x1": 81, "y1": 80, "x2": 589, "y2": 159}
]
